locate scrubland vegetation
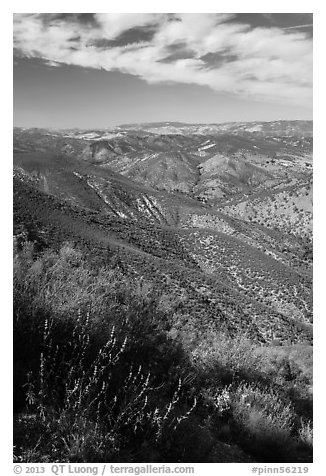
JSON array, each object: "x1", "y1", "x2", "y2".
[
  {"x1": 14, "y1": 241, "x2": 313, "y2": 463},
  {"x1": 13, "y1": 122, "x2": 313, "y2": 462},
  {"x1": 222, "y1": 180, "x2": 312, "y2": 241}
]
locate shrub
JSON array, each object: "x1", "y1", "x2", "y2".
[
  {"x1": 14, "y1": 241, "x2": 129, "y2": 322},
  {"x1": 14, "y1": 242, "x2": 199, "y2": 462},
  {"x1": 298, "y1": 419, "x2": 313, "y2": 448},
  {"x1": 231, "y1": 382, "x2": 295, "y2": 461},
  {"x1": 191, "y1": 332, "x2": 264, "y2": 385},
  {"x1": 16, "y1": 311, "x2": 197, "y2": 462},
  {"x1": 13, "y1": 241, "x2": 313, "y2": 463}
]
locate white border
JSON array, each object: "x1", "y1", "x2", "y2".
[{"x1": 3, "y1": 3, "x2": 323, "y2": 475}]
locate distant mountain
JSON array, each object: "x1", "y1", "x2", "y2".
[
  {"x1": 114, "y1": 120, "x2": 313, "y2": 137},
  {"x1": 76, "y1": 122, "x2": 312, "y2": 241}
]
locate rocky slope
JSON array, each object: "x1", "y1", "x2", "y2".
[{"x1": 13, "y1": 121, "x2": 313, "y2": 346}]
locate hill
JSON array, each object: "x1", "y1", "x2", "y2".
[
  {"x1": 13, "y1": 121, "x2": 313, "y2": 463},
  {"x1": 13, "y1": 127, "x2": 313, "y2": 344}
]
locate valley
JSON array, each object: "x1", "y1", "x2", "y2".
[
  {"x1": 13, "y1": 120, "x2": 313, "y2": 345},
  {"x1": 13, "y1": 120, "x2": 313, "y2": 463}
]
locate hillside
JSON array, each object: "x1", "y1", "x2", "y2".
[
  {"x1": 13, "y1": 121, "x2": 313, "y2": 463},
  {"x1": 13, "y1": 124, "x2": 313, "y2": 341},
  {"x1": 14, "y1": 121, "x2": 312, "y2": 222}
]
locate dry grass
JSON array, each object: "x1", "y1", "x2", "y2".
[{"x1": 14, "y1": 241, "x2": 312, "y2": 463}]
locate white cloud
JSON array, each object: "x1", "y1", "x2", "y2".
[
  {"x1": 93, "y1": 13, "x2": 162, "y2": 39},
  {"x1": 283, "y1": 24, "x2": 313, "y2": 30},
  {"x1": 13, "y1": 13, "x2": 312, "y2": 106}
]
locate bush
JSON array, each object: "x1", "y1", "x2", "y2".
[
  {"x1": 13, "y1": 241, "x2": 313, "y2": 463},
  {"x1": 17, "y1": 315, "x2": 196, "y2": 462},
  {"x1": 298, "y1": 419, "x2": 313, "y2": 449},
  {"x1": 191, "y1": 332, "x2": 264, "y2": 385},
  {"x1": 230, "y1": 382, "x2": 295, "y2": 461},
  {"x1": 13, "y1": 242, "x2": 198, "y2": 462}
]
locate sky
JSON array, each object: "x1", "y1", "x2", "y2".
[{"x1": 13, "y1": 13, "x2": 313, "y2": 128}]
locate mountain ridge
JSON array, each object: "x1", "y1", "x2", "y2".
[
  {"x1": 13, "y1": 120, "x2": 313, "y2": 345},
  {"x1": 13, "y1": 120, "x2": 313, "y2": 463}
]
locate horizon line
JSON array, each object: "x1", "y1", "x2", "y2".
[{"x1": 13, "y1": 118, "x2": 313, "y2": 131}]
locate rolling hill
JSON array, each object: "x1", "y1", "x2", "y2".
[
  {"x1": 13, "y1": 121, "x2": 313, "y2": 345},
  {"x1": 13, "y1": 121, "x2": 313, "y2": 463}
]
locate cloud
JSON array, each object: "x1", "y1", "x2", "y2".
[
  {"x1": 13, "y1": 13, "x2": 312, "y2": 106},
  {"x1": 93, "y1": 13, "x2": 162, "y2": 39},
  {"x1": 283, "y1": 24, "x2": 313, "y2": 30}
]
